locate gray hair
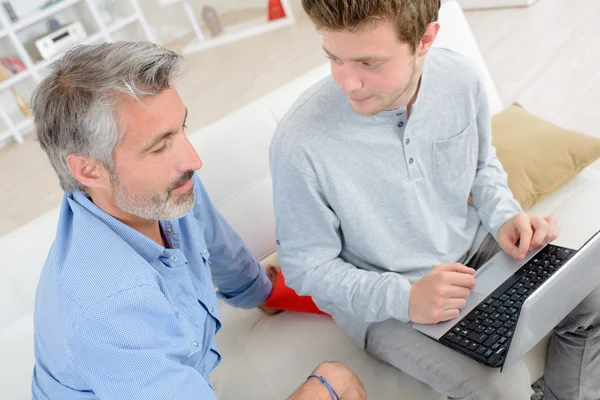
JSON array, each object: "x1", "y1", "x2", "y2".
[{"x1": 31, "y1": 41, "x2": 186, "y2": 193}]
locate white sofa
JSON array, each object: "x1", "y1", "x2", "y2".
[{"x1": 2, "y1": 2, "x2": 600, "y2": 399}]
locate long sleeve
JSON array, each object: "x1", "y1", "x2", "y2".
[
  {"x1": 471, "y1": 79, "x2": 523, "y2": 238},
  {"x1": 270, "y1": 157, "x2": 413, "y2": 324},
  {"x1": 192, "y1": 175, "x2": 272, "y2": 309}
]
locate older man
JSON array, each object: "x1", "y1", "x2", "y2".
[{"x1": 30, "y1": 42, "x2": 365, "y2": 400}]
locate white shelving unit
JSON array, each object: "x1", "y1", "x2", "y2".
[
  {"x1": 457, "y1": 0, "x2": 539, "y2": 9},
  {"x1": 0, "y1": 0, "x2": 154, "y2": 147},
  {"x1": 158, "y1": 0, "x2": 295, "y2": 54}
]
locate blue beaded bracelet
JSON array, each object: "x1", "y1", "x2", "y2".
[{"x1": 307, "y1": 374, "x2": 341, "y2": 400}]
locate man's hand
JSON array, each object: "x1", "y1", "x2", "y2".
[
  {"x1": 289, "y1": 362, "x2": 366, "y2": 400},
  {"x1": 498, "y1": 213, "x2": 561, "y2": 260},
  {"x1": 409, "y1": 263, "x2": 476, "y2": 324},
  {"x1": 258, "y1": 265, "x2": 282, "y2": 315}
]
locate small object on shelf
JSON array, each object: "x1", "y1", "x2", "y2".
[
  {"x1": 47, "y1": 17, "x2": 61, "y2": 31},
  {"x1": 268, "y1": 0, "x2": 287, "y2": 21},
  {"x1": 40, "y1": 0, "x2": 65, "y2": 11},
  {"x1": 0, "y1": 64, "x2": 31, "y2": 118},
  {"x1": 202, "y1": 6, "x2": 222, "y2": 37},
  {"x1": 2, "y1": 1, "x2": 18, "y2": 22},
  {"x1": 25, "y1": 21, "x2": 88, "y2": 61}
]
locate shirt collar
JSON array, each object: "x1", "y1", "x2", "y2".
[{"x1": 69, "y1": 191, "x2": 166, "y2": 263}]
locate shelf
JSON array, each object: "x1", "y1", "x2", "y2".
[
  {"x1": 11, "y1": 0, "x2": 85, "y2": 32},
  {"x1": 183, "y1": 17, "x2": 294, "y2": 54},
  {"x1": 107, "y1": 14, "x2": 140, "y2": 34},
  {"x1": 0, "y1": 70, "x2": 33, "y2": 92}
]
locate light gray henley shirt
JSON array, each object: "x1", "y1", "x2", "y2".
[{"x1": 269, "y1": 48, "x2": 522, "y2": 346}]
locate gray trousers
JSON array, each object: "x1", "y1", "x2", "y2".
[{"x1": 365, "y1": 235, "x2": 600, "y2": 400}]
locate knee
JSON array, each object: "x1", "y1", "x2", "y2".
[{"x1": 456, "y1": 363, "x2": 532, "y2": 400}]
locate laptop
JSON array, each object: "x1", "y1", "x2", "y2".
[{"x1": 413, "y1": 229, "x2": 600, "y2": 370}]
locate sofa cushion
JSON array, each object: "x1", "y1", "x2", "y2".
[{"x1": 493, "y1": 104, "x2": 600, "y2": 210}]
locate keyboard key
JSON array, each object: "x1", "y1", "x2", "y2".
[
  {"x1": 484, "y1": 334, "x2": 501, "y2": 347},
  {"x1": 497, "y1": 306, "x2": 507, "y2": 314},
  {"x1": 503, "y1": 300, "x2": 515, "y2": 308},
  {"x1": 491, "y1": 343, "x2": 501, "y2": 351},
  {"x1": 492, "y1": 320, "x2": 503, "y2": 329},
  {"x1": 485, "y1": 298, "x2": 495, "y2": 305},
  {"x1": 476, "y1": 346, "x2": 487, "y2": 355},
  {"x1": 510, "y1": 294, "x2": 521, "y2": 301},
  {"x1": 500, "y1": 314, "x2": 510, "y2": 322},
  {"x1": 468, "y1": 342, "x2": 479, "y2": 352},
  {"x1": 499, "y1": 337, "x2": 508, "y2": 345},
  {"x1": 488, "y1": 346, "x2": 507, "y2": 366},
  {"x1": 484, "y1": 327, "x2": 496, "y2": 336},
  {"x1": 460, "y1": 320, "x2": 468, "y2": 328},
  {"x1": 452, "y1": 335, "x2": 464, "y2": 344},
  {"x1": 475, "y1": 325, "x2": 485, "y2": 333},
  {"x1": 492, "y1": 300, "x2": 503, "y2": 308},
  {"x1": 507, "y1": 307, "x2": 518, "y2": 315},
  {"x1": 482, "y1": 319, "x2": 493, "y2": 327},
  {"x1": 504, "y1": 321, "x2": 515, "y2": 329},
  {"x1": 484, "y1": 349, "x2": 494, "y2": 359},
  {"x1": 453, "y1": 327, "x2": 462, "y2": 334},
  {"x1": 467, "y1": 332, "x2": 488, "y2": 344},
  {"x1": 490, "y1": 313, "x2": 501, "y2": 321},
  {"x1": 505, "y1": 330, "x2": 514, "y2": 338},
  {"x1": 467, "y1": 320, "x2": 479, "y2": 330},
  {"x1": 460, "y1": 338, "x2": 472, "y2": 348},
  {"x1": 499, "y1": 294, "x2": 510, "y2": 302},
  {"x1": 497, "y1": 327, "x2": 508, "y2": 335},
  {"x1": 461, "y1": 329, "x2": 469, "y2": 337}
]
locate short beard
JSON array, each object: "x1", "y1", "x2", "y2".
[
  {"x1": 110, "y1": 170, "x2": 196, "y2": 221},
  {"x1": 356, "y1": 56, "x2": 420, "y2": 117}
]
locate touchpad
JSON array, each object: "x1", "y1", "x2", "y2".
[{"x1": 473, "y1": 251, "x2": 525, "y2": 297}]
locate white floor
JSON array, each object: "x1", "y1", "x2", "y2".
[{"x1": 0, "y1": 0, "x2": 598, "y2": 237}]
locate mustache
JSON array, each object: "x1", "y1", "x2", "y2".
[{"x1": 168, "y1": 171, "x2": 195, "y2": 193}]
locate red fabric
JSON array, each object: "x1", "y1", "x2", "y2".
[
  {"x1": 264, "y1": 271, "x2": 329, "y2": 316},
  {"x1": 267, "y1": 0, "x2": 286, "y2": 21}
]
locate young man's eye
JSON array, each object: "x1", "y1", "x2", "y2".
[
  {"x1": 362, "y1": 61, "x2": 378, "y2": 69},
  {"x1": 326, "y1": 55, "x2": 342, "y2": 64}
]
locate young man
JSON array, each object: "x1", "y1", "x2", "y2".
[
  {"x1": 31, "y1": 41, "x2": 365, "y2": 400},
  {"x1": 270, "y1": 1, "x2": 600, "y2": 399}
]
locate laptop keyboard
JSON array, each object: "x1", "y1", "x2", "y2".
[{"x1": 440, "y1": 244, "x2": 576, "y2": 368}]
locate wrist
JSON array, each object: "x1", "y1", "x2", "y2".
[{"x1": 289, "y1": 378, "x2": 332, "y2": 400}]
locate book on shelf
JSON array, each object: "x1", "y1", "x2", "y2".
[{"x1": 0, "y1": 57, "x2": 31, "y2": 118}]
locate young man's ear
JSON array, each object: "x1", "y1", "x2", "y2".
[
  {"x1": 417, "y1": 22, "x2": 441, "y2": 57},
  {"x1": 65, "y1": 154, "x2": 108, "y2": 190}
]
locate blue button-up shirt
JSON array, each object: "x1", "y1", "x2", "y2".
[{"x1": 32, "y1": 173, "x2": 272, "y2": 399}]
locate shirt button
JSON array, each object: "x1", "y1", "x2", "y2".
[
  {"x1": 170, "y1": 255, "x2": 177, "y2": 262},
  {"x1": 398, "y1": 121, "x2": 404, "y2": 127},
  {"x1": 409, "y1": 157, "x2": 414, "y2": 164},
  {"x1": 405, "y1": 138, "x2": 410, "y2": 145},
  {"x1": 193, "y1": 340, "x2": 199, "y2": 347},
  {"x1": 209, "y1": 306, "x2": 214, "y2": 313},
  {"x1": 203, "y1": 249, "x2": 208, "y2": 254},
  {"x1": 167, "y1": 226, "x2": 174, "y2": 233}
]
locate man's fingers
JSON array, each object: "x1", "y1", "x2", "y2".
[
  {"x1": 530, "y1": 216, "x2": 549, "y2": 249},
  {"x1": 444, "y1": 285, "x2": 471, "y2": 299},
  {"x1": 439, "y1": 308, "x2": 461, "y2": 322},
  {"x1": 445, "y1": 271, "x2": 476, "y2": 290},
  {"x1": 514, "y1": 214, "x2": 533, "y2": 259},
  {"x1": 544, "y1": 216, "x2": 561, "y2": 244},
  {"x1": 437, "y1": 263, "x2": 476, "y2": 275}
]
